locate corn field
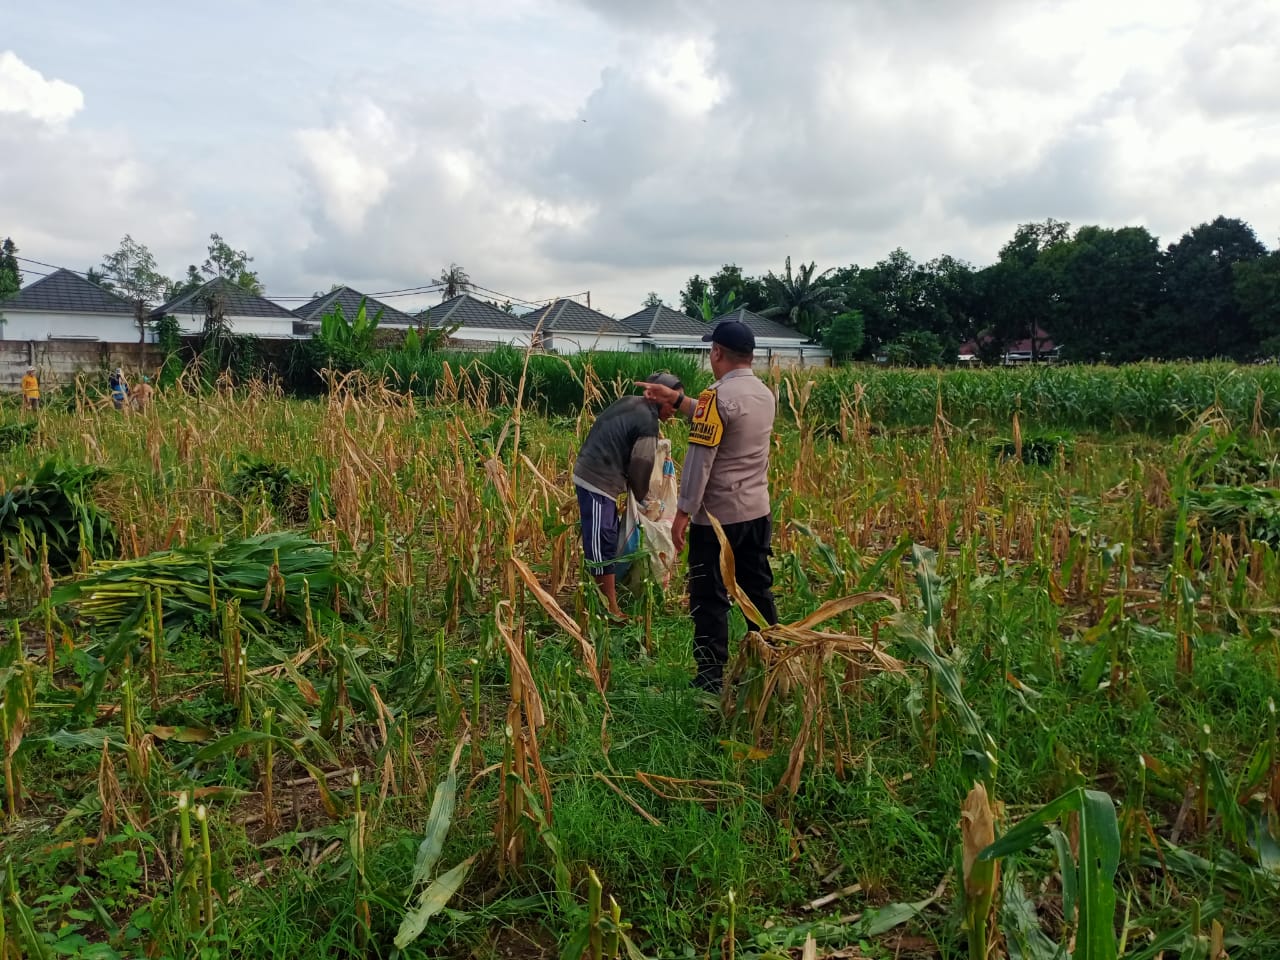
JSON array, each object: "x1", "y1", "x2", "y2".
[{"x1": 0, "y1": 360, "x2": 1278, "y2": 959}]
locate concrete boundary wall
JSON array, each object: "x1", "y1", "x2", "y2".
[{"x1": 1, "y1": 339, "x2": 166, "y2": 393}]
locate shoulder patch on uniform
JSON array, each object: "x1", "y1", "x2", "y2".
[{"x1": 688, "y1": 388, "x2": 723, "y2": 447}]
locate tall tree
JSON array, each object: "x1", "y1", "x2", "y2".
[
  {"x1": 100, "y1": 235, "x2": 169, "y2": 342},
  {"x1": 201, "y1": 233, "x2": 262, "y2": 293},
  {"x1": 979, "y1": 219, "x2": 1072, "y2": 361},
  {"x1": 1234, "y1": 250, "x2": 1280, "y2": 355},
  {"x1": 0, "y1": 237, "x2": 21, "y2": 300},
  {"x1": 919, "y1": 255, "x2": 980, "y2": 353},
  {"x1": 760, "y1": 256, "x2": 846, "y2": 336},
  {"x1": 438, "y1": 263, "x2": 472, "y2": 300},
  {"x1": 823, "y1": 310, "x2": 865, "y2": 363},
  {"x1": 1160, "y1": 216, "x2": 1267, "y2": 359},
  {"x1": 834, "y1": 250, "x2": 975, "y2": 358},
  {"x1": 678, "y1": 274, "x2": 709, "y2": 319},
  {"x1": 167, "y1": 265, "x2": 205, "y2": 300},
  {"x1": 839, "y1": 249, "x2": 924, "y2": 353},
  {"x1": 708, "y1": 264, "x2": 768, "y2": 314},
  {"x1": 1038, "y1": 225, "x2": 1162, "y2": 362},
  {"x1": 642, "y1": 291, "x2": 664, "y2": 308}
]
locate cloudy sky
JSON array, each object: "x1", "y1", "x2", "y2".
[{"x1": 3, "y1": 0, "x2": 1278, "y2": 316}]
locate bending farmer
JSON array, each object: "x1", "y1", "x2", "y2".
[{"x1": 573, "y1": 372, "x2": 683, "y2": 618}]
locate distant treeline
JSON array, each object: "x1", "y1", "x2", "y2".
[{"x1": 676, "y1": 216, "x2": 1280, "y2": 364}]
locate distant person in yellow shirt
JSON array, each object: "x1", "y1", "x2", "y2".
[{"x1": 21, "y1": 366, "x2": 40, "y2": 411}]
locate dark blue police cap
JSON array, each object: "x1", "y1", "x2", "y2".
[{"x1": 701, "y1": 319, "x2": 755, "y2": 353}]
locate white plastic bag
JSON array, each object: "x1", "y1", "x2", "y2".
[{"x1": 619, "y1": 439, "x2": 678, "y2": 591}]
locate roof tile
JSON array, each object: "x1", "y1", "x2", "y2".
[
  {"x1": 151, "y1": 277, "x2": 297, "y2": 321},
  {"x1": 618, "y1": 303, "x2": 711, "y2": 337},
  {"x1": 711, "y1": 308, "x2": 810, "y2": 342},
  {"x1": 522, "y1": 299, "x2": 635, "y2": 336},
  {"x1": 293, "y1": 287, "x2": 419, "y2": 327},
  {"x1": 2, "y1": 269, "x2": 137, "y2": 315},
  {"x1": 422, "y1": 294, "x2": 538, "y2": 332}
]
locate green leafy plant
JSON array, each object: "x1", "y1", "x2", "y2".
[
  {"x1": 0, "y1": 459, "x2": 115, "y2": 572},
  {"x1": 394, "y1": 734, "x2": 474, "y2": 950},
  {"x1": 0, "y1": 421, "x2": 36, "y2": 453},
  {"x1": 1181, "y1": 485, "x2": 1280, "y2": 546},
  {"x1": 979, "y1": 786, "x2": 1122, "y2": 960},
  {"x1": 151, "y1": 313, "x2": 185, "y2": 387},
  {"x1": 991, "y1": 431, "x2": 1075, "y2": 466},
  {"x1": 225, "y1": 458, "x2": 314, "y2": 526},
  {"x1": 51, "y1": 531, "x2": 345, "y2": 639}
]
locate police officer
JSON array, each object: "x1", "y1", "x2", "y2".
[{"x1": 639, "y1": 319, "x2": 779, "y2": 690}]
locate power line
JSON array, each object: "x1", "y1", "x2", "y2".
[
  {"x1": 15, "y1": 256, "x2": 91, "y2": 277},
  {"x1": 468, "y1": 283, "x2": 592, "y2": 310},
  {"x1": 269, "y1": 282, "x2": 447, "y2": 301},
  {"x1": 12, "y1": 252, "x2": 594, "y2": 312}
]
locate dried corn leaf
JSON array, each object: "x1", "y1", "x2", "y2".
[
  {"x1": 512, "y1": 556, "x2": 604, "y2": 694},
  {"x1": 494, "y1": 600, "x2": 546, "y2": 727}
]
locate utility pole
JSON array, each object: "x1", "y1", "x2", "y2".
[{"x1": 586, "y1": 291, "x2": 591, "y2": 310}]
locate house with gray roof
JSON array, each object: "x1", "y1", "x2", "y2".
[
  {"x1": 151, "y1": 277, "x2": 300, "y2": 339},
  {"x1": 707, "y1": 308, "x2": 831, "y2": 368},
  {"x1": 421, "y1": 294, "x2": 539, "y2": 347},
  {"x1": 0, "y1": 269, "x2": 143, "y2": 341},
  {"x1": 521, "y1": 298, "x2": 638, "y2": 354},
  {"x1": 292, "y1": 286, "x2": 419, "y2": 337},
  {"x1": 619, "y1": 303, "x2": 711, "y2": 349}
]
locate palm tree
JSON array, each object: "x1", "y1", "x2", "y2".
[
  {"x1": 760, "y1": 256, "x2": 846, "y2": 337},
  {"x1": 438, "y1": 263, "x2": 472, "y2": 301}
]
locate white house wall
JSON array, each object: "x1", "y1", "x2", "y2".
[
  {"x1": 548, "y1": 333, "x2": 639, "y2": 355},
  {"x1": 1, "y1": 309, "x2": 145, "y2": 342},
  {"x1": 172, "y1": 313, "x2": 296, "y2": 339}
]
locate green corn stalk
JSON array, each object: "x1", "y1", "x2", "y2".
[
  {"x1": 725, "y1": 888, "x2": 737, "y2": 960},
  {"x1": 197, "y1": 804, "x2": 214, "y2": 929},
  {"x1": 262, "y1": 707, "x2": 276, "y2": 831},
  {"x1": 603, "y1": 896, "x2": 622, "y2": 960},
  {"x1": 352, "y1": 770, "x2": 370, "y2": 948},
  {"x1": 588, "y1": 868, "x2": 603, "y2": 960},
  {"x1": 40, "y1": 535, "x2": 53, "y2": 683},
  {"x1": 1197, "y1": 724, "x2": 1211, "y2": 834},
  {"x1": 6, "y1": 855, "x2": 53, "y2": 960},
  {"x1": 2, "y1": 658, "x2": 36, "y2": 818},
  {"x1": 470, "y1": 657, "x2": 482, "y2": 734},
  {"x1": 148, "y1": 586, "x2": 163, "y2": 710},
  {"x1": 178, "y1": 792, "x2": 196, "y2": 929},
  {"x1": 121, "y1": 651, "x2": 136, "y2": 750},
  {"x1": 979, "y1": 786, "x2": 1121, "y2": 960},
  {"x1": 960, "y1": 782, "x2": 998, "y2": 960}
]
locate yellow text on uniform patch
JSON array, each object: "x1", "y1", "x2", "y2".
[{"x1": 689, "y1": 388, "x2": 723, "y2": 447}]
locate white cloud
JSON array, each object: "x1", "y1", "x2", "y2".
[
  {"x1": 0, "y1": 51, "x2": 83, "y2": 124},
  {"x1": 8, "y1": 2, "x2": 1280, "y2": 313},
  {"x1": 0, "y1": 52, "x2": 192, "y2": 278},
  {"x1": 295, "y1": 101, "x2": 406, "y2": 232}
]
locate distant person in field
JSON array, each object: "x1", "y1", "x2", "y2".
[
  {"x1": 108, "y1": 368, "x2": 129, "y2": 410},
  {"x1": 573, "y1": 371, "x2": 684, "y2": 619},
  {"x1": 21, "y1": 366, "x2": 40, "y2": 412},
  {"x1": 132, "y1": 376, "x2": 154, "y2": 411}
]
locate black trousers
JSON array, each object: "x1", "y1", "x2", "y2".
[{"x1": 687, "y1": 515, "x2": 779, "y2": 689}]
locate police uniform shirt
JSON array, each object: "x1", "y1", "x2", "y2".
[{"x1": 676, "y1": 368, "x2": 775, "y2": 525}]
